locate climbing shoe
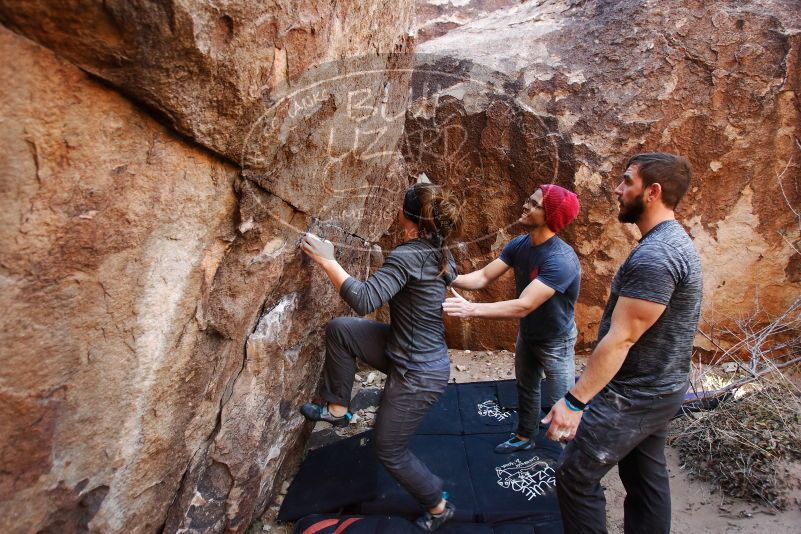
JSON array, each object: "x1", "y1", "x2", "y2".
[
  {"x1": 299, "y1": 403, "x2": 352, "y2": 428},
  {"x1": 494, "y1": 434, "x2": 534, "y2": 454},
  {"x1": 415, "y1": 500, "x2": 455, "y2": 532}
]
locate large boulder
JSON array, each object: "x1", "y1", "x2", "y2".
[
  {"x1": 415, "y1": 0, "x2": 519, "y2": 43},
  {"x1": 0, "y1": 0, "x2": 413, "y2": 529},
  {"x1": 406, "y1": 0, "x2": 801, "y2": 350},
  {"x1": 0, "y1": 26, "x2": 234, "y2": 532},
  {"x1": 0, "y1": 1, "x2": 415, "y2": 241},
  {"x1": 0, "y1": 0, "x2": 414, "y2": 163}
]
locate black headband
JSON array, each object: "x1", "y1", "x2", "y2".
[{"x1": 403, "y1": 186, "x2": 421, "y2": 223}]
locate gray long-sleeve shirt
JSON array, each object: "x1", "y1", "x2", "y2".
[{"x1": 339, "y1": 239, "x2": 456, "y2": 367}]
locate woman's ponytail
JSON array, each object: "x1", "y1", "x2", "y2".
[{"x1": 412, "y1": 183, "x2": 463, "y2": 275}]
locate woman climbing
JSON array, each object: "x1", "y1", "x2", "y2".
[{"x1": 299, "y1": 182, "x2": 462, "y2": 532}]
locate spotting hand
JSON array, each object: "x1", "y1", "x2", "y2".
[{"x1": 443, "y1": 287, "x2": 475, "y2": 318}]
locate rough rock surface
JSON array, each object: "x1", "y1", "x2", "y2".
[
  {"x1": 0, "y1": 26, "x2": 234, "y2": 532},
  {"x1": 415, "y1": 0, "x2": 520, "y2": 43},
  {"x1": 0, "y1": 0, "x2": 413, "y2": 531},
  {"x1": 158, "y1": 181, "x2": 377, "y2": 534},
  {"x1": 0, "y1": 0, "x2": 416, "y2": 240},
  {"x1": 408, "y1": 0, "x2": 801, "y2": 350},
  {"x1": 0, "y1": 0, "x2": 415, "y2": 168}
]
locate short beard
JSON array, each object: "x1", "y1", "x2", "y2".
[
  {"x1": 618, "y1": 193, "x2": 645, "y2": 223},
  {"x1": 519, "y1": 219, "x2": 546, "y2": 231}
]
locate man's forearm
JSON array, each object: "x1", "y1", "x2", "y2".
[
  {"x1": 470, "y1": 299, "x2": 531, "y2": 319},
  {"x1": 570, "y1": 332, "x2": 632, "y2": 403},
  {"x1": 452, "y1": 272, "x2": 488, "y2": 290}
]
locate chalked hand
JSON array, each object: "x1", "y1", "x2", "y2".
[{"x1": 301, "y1": 232, "x2": 335, "y2": 263}]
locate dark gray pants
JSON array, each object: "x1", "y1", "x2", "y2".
[
  {"x1": 321, "y1": 317, "x2": 449, "y2": 509},
  {"x1": 515, "y1": 327, "x2": 577, "y2": 439},
  {"x1": 555, "y1": 384, "x2": 687, "y2": 534}
]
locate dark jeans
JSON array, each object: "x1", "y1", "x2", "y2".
[
  {"x1": 515, "y1": 327, "x2": 577, "y2": 439},
  {"x1": 555, "y1": 384, "x2": 687, "y2": 534},
  {"x1": 321, "y1": 317, "x2": 449, "y2": 509}
]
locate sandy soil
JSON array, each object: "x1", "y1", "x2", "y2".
[{"x1": 254, "y1": 349, "x2": 801, "y2": 533}]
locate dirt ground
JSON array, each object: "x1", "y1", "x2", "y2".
[{"x1": 255, "y1": 349, "x2": 801, "y2": 533}]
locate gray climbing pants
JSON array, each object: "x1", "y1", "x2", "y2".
[{"x1": 320, "y1": 316, "x2": 449, "y2": 509}]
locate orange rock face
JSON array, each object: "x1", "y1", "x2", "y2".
[
  {"x1": 0, "y1": 1, "x2": 414, "y2": 531},
  {"x1": 0, "y1": 26, "x2": 237, "y2": 532},
  {"x1": 0, "y1": 0, "x2": 415, "y2": 166},
  {"x1": 407, "y1": 0, "x2": 801, "y2": 350}
]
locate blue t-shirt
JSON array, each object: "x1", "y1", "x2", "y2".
[{"x1": 499, "y1": 234, "x2": 581, "y2": 341}]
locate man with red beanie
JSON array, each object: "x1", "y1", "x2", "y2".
[{"x1": 444, "y1": 184, "x2": 581, "y2": 453}]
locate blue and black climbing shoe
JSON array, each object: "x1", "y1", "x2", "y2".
[
  {"x1": 299, "y1": 403, "x2": 352, "y2": 428},
  {"x1": 494, "y1": 434, "x2": 534, "y2": 454},
  {"x1": 415, "y1": 500, "x2": 455, "y2": 532}
]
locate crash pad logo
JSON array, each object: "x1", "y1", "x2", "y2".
[
  {"x1": 477, "y1": 400, "x2": 512, "y2": 422},
  {"x1": 495, "y1": 457, "x2": 556, "y2": 501}
]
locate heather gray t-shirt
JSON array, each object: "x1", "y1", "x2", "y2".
[
  {"x1": 339, "y1": 239, "x2": 456, "y2": 368},
  {"x1": 598, "y1": 220, "x2": 703, "y2": 393}
]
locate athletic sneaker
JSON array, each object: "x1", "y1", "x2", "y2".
[
  {"x1": 415, "y1": 500, "x2": 455, "y2": 531},
  {"x1": 299, "y1": 403, "x2": 352, "y2": 428},
  {"x1": 494, "y1": 434, "x2": 534, "y2": 453}
]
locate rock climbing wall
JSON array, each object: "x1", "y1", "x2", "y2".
[
  {"x1": 405, "y1": 0, "x2": 801, "y2": 350},
  {"x1": 0, "y1": 1, "x2": 414, "y2": 532},
  {"x1": 415, "y1": 0, "x2": 520, "y2": 43}
]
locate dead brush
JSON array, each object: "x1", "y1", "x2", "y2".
[
  {"x1": 669, "y1": 374, "x2": 801, "y2": 509},
  {"x1": 669, "y1": 296, "x2": 801, "y2": 510}
]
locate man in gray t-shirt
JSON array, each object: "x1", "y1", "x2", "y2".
[
  {"x1": 599, "y1": 221, "x2": 702, "y2": 393},
  {"x1": 543, "y1": 153, "x2": 702, "y2": 534}
]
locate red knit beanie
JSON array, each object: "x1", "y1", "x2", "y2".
[{"x1": 539, "y1": 184, "x2": 580, "y2": 233}]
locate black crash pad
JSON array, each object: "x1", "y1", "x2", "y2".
[
  {"x1": 294, "y1": 515, "x2": 563, "y2": 533},
  {"x1": 278, "y1": 432, "x2": 380, "y2": 522},
  {"x1": 459, "y1": 381, "x2": 518, "y2": 435},
  {"x1": 417, "y1": 382, "x2": 461, "y2": 435},
  {"x1": 418, "y1": 379, "x2": 529, "y2": 436},
  {"x1": 463, "y1": 433, "x2": 561, "y2": 524},
  {"x1": 280, "y1": 380, "x2": 564, "y2": 531},
  {"x1": 358, "y1": 434, "x2": 476, "y2": 521},
  {"x1": 280, "y1": 429, "x2": 563, "y2": 525}
]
